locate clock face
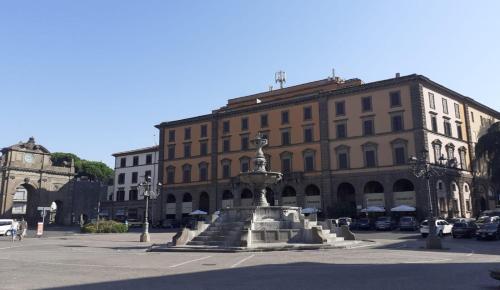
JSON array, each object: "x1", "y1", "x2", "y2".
[{"x1": 24, "y1": 153, "x2": 34, "y2": 164}]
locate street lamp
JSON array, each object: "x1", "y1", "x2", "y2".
[
  {"x1": 409, "y1": 149, "x2": 445, "y2": 249},
  {"x1": 137, "y1": 176, "x2": 162, "y2": 243}
]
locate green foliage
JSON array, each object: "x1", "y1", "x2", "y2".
[
  {"x1": 81, "y1": 220, "x2": 128, "y2": 233},
  {"x1": 51, "y1": 152, "x2": 113, "y2": 182},
  {"x1": 475, "y1": 122, "x2": 500, "y2": 187}
]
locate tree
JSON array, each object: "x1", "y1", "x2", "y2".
[
  {"x1": 51, "y1": 152, "x2": 113, "y2": 182},
  {"x1": 475, "y1": 121, "x2": 500, "y2": 188}
]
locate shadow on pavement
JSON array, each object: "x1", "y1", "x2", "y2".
[{"x1": 40, "y1": 262, "x2": 500, "y2": 290}]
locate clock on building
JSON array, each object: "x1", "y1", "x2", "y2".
[{"x1": 24, "y1": 153, "x2": 34, "y2": 164}]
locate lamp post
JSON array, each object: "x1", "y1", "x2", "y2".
[
  {"x1": 137, "y1": 176, "x2": 161, "y2": 243},
  {"x1": 409, "y1": 149, "x2": 446, "y2": 249}
]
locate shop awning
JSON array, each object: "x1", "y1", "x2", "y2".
[
  {"x1": 361, "y1": 206, "x2": 386, "y2": 213},
  {"x1": 189, "y1": 210, "x2": 208, "y2": 215},
  {"x1": 302, "y1": 207, "x2": 320, "y2": 214},
  {"x1": 390, "y1": 205, "x2": 416, "y2": 212}
]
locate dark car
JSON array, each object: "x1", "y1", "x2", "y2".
[
  {"x1": 476, "y1": 222, "x2": 500, "y2": 240},
  {"x1": 452, "y1": 222, "x2": 477, "y2": 238},
  {"x1": 357, "y1": 218, "x2": 373, "y2": 230},
  {"x1": 399, "y1": 216, "x2": 419, "y2": 231},
  {"x1": 375, "y1": 216, "x2": 397, "y2": 231}
]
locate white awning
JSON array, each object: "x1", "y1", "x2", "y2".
[
  {"x1": 189, "y1": 210, "x2": 208, "y2": 215},
  {"x1": 361, "y1": 206, "x2": 386, "y2": 213},
  {"x1": 390, "y1": 205, "x2": 416, "y2": 212},
  {"x1": 302, "y1": 207, "x2": 320, "y2": 214}
]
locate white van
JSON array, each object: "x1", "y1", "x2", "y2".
[{"x1": 0, "y1": 219, "x2": 17, "y2": 236}]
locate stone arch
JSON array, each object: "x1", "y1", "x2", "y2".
[
  {"x1": 304, "y1": 184, "x2": 321, "y2": 209},
  {"x1": 281, "y1": 186, "x2": 297, "y2": 206},
  {"x1": 181, "y1": 192, "x2": 193, "y2": 216},
  {"x1": 240, "y1": 188, "x2": 253, "y2": 206},
  {"x1": 222, "y1": 190, "x2": 234, "y2": 208},
  {"x1": 336, "y1": 182, "x2": 356, "y2": 217},
  {"x1": 165, "y1": 194, "x2": 176, "y2": 219},
  {"x1": 199, "y1": 192, "x2": 210, "y2": 213},
  {"x1": 364, "y1": 181, "x2": 384, "y2": 193},
  {"x1": 393, "y1": 179, "x2": 414, "y2": 192}
]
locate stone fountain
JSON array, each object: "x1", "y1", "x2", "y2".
[{"x1": 163, "y1": 133, "x2": 356, "y2": 251}]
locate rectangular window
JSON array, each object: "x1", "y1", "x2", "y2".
[
  {"x1": 282, "y1": 158, "x2": 292, "y2": 174},
  {"x1": 120, "y1": 158, "x2": 126, "y2": 168},
  {"x1": 168, "y1": 130, "x2": 175, "y2": 142},
  {"x1": 201, "y1": 124, "x2": 208, "y2": 138},
  {"x1": 182, "y1": 168, "x2": 190, "y2": 183},
  {"x1": 146, "y1": 154, "x2": 153, "y2": 165},
  {"x1": 470, "y1": 111, "x2": 474, "y2": 122},
  {"x1": 222, "y1": 164, "x2": 230, "y2": 179},
  {"x1": 200, "y1": 142, "x2": 208, "y2": 156},
  {"x1": 133, "y1": 156, "x2": 139, "y2": 166},
  {"x1": 145, "y1": 170, "x2": 151, "y2": 179},
  {"x1": 335, "y1": 101, "x2": 345, "y2": 116},
  {"x1": 336, "y1": 123, "x2": 347, "y2": 139},
  {"x1": 223, "y1": 139, "x2": 230, "y2": 152},
  {"x1": 184, "y1": 143, "x2": 191, "y2": 158},
  {"x1": 392, "y1": 115, "x2": 404, "y2": 132},
  {"x1": 118, "y1": 173, "x2": 125, "y2": 184},
  {"x1": 129, "y1": 189, "x2": 138, "y2": 201},
  {"x1": 363, "y1": 119, "x2": 374, "y2": 136},
  {"x1": 281, "y1": 131, "x2": 290, "y2": 146},
  {"x1": 394, "y1": 147, "x2": 406, "y2": 165},
  {"x1": 241, "y1": 161, "x2": 249, "y2": 173},
  {"x1": 167, "y1": 170, "x2": 175, "y2": 184},
  {"x1": 304, "y1": 155, "x2": 314, "y2": 172},
  {"x1": 454, "y1": 103, "x2": 460, "y2": 118},
  {"x1": 361, "y1": 96, "x2": 372, "y2": 112},
  {"x1": 168, "y1": 145, "x2": 175, "y2": 160},
  {"x1": 365, "y1": 150, "x2": 376, "y2": 167},
  {"x1": 116, "y1": 190, "x2": 125, "y2": 201},
  {"x1": 131, "y1": 172, "x2": 138, "y2": 183},
  {"x1": 281, "y1": 111, "x2": 289, "y2": 124},
  {"x1": 304, "y1": 128, "x2": 313, "y2": 143},
  {"x1": 456, "y1": 124, "x2": 463, "y2": 140},
  {"x1": 223, "y1": 121, "x2": 230, "y2": 134},
  {"x1": 429, "y1": 92, "x2": 435, "y2": 109},
  {"x1": 442, "y1": 98, "x2": 448, "y2": 114},
  {"x1": 431, "y1": 115, "x2": 438, "y2": 132},
  {"x1": 390, "y1": 91, "x2": 401, "y2": 107},
  {"x1": 303, "y1": 106, "x2": 312, "y2": 121},
  {"x1": 260, "y1": 114, "x2": 268, "y2": 128},
  {"x1": 338, "y1": 153, "x2": 348, "y2": 169},
  {"x1": 184, "y1": 127, "x2": 191, "y2": 140},
  {"x1": 241, "y1": 136, "x2": 249, "y2": 150},
  {"x1": 444, "y1": 121, "x2": 452, "y2": 137},
  {"x1": 241, "y1": 117, "x2": 248, "y2": 131},
  {"x1": 199, "y1": 167, "x2": 208, "y2": 181}
]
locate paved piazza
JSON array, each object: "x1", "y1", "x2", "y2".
[{"x1": 0, "y1": 229, "x2": 499, "y2": 290}]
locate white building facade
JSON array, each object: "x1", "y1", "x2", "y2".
[{"x1": 103, "y1": 146, "x2": 159, "y2": 222}]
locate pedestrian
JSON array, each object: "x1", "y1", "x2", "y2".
[
  {"x1": 10, "y1": 220, "x2": 18, "y2": 242},
  {"x1": 18, "y1": 218, "x2": 27, "y2": 241}
]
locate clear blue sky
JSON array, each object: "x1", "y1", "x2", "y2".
[{"x1": 1, "y1": 1, "x2": 499, "y2": 167}]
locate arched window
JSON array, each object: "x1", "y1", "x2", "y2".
[
  {"x1": 182, "y1": 192, "x2": 192, "y2": 202},
  {"x1": 182, "y1": 164, "x2": 192, "y2": 183},
  {"x1": 280, "y1": 151, "x2": 293, "y2": 174},
  {"x1": 305, "y1": 184, "x2": 320, "y2": 196},
  {"x1": 361, "y1": 142, "x2": 378, "y2": 168},
  {"x1": 166, "y1": 166, "x2": 175, "y2": 184},
  {"x1": 222, "y1": 190, "x2": 234, "y2": 200},
  {"x1": 221, "y1": 159, "x2": 231, "y2": 179},
  {"x1": 393, "y1": 179, "x2": 414, "y2": 192},
  {"x1": 364, "y1": 181, "x2": 384, "y2": 193},
  {"x1": 239, "y1": 156, "x2": 251, "y2": 173},
  {"x1": 241, "y1": 188, "x2": 253, "y2": 199},
  {"x1": 199, "y1": 192, "x2": 210, "y2": 212},
  {"x1": 432, "y1": 140, "x2": 442, "y2": 164},
  {"x1": 198, "y1": 162, "x2": 208, "y2": 182},
  {"x1": 303, "y1": 149, "x2": 316, "y2": 172},
  {"x1": 282, "y1": 186, "x2": 297, "y2": 197},
  {"x1": 166, "y1": 194, "x2": 176, "y2": 203}
]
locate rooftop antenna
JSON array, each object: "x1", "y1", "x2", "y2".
[
  {"x1": 332, "y1": 68, "x2": 335, "y2": 79},
  {"x1": 275, "y1": 71, "x2": 286, "y2": 89}
]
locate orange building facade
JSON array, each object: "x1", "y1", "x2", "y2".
[{"x1": 155, "y1": 74, "x2": 500, "y2": 224}]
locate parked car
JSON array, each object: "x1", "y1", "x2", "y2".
[
  {"x1": 0, "y1": 219, "x2": 17, "y2": 236},
  {"x1": 357, "y1": 218, "x2": 374, "y2": 230},
  {"x1": 452, "y1": 222, "x2": 478, "y2": 238},
  {"x1": 476, "y1": 216, "x2": 500, "y2": 228},
  {"x1": 375, "y1": 216, "x2": 397, "y2": 231},
  {"x1": 420, "y1": 219, "x2": 453, "y2": 237},
  {"x1": 399, "y1": 216, "x2": 419, "y2": 231},
  {"x1": 446, "y1": 218, "x2": 467, "y2": 225},
  {"x1": 476, "y1": 223, "x2": 500, "y2": 240}
]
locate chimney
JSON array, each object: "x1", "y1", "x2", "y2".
[{"x1": 395, "y1": 73, "x2": 401, "y2": 78}]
